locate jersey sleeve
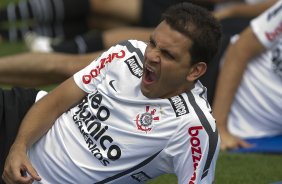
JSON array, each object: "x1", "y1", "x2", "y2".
[
  {"x1": 73, "y1": 44, "x2": 127, "y2": 93},
  {"x1": 166, "y1": 115, "x2": 220, "y2": 184},
  {"x1": 250, "y1": 1, "x2": 282, "y2": 49}
]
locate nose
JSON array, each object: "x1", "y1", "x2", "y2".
[{"x1": 146, "y1": 47, "x2": 161, "y2": 63}]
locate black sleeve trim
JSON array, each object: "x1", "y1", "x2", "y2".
[
  {"x1": 186, "y1": 91, "x2": 219, "y2": 179},
  {"x1": 118, "y1": 40, "x2": 144, "y2": 63}
]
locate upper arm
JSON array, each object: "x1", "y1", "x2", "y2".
[
  {"x1": 167, "y1": 121, "x2": 219, "y2": 184},
  {"x1": 14, "y1": 77, "x2": 87, "y2": 148},
  {"x1": 226, "y1": 0, "x2": 282, "y2": 64},
  {"x1": 39, "y1": 77, "x2": 87, "y2": 117},
  {"x1": 226, "y1": 27, "x2": 266, "y2": 64}
]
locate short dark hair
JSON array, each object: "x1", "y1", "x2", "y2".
[{"x1": 162, "y1": 2, "x2": 222, "y2": 65}]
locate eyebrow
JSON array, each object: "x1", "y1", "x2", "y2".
[
  {"x1": 149, "y1": 36, "x2": 176, "y2": 59},
  {"x1": 149, "y1": 36, "x2": 155, "y2": 45}
]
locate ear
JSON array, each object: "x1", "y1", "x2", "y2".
[{"x1": 186, "y1": 62, "x2": 207, "y2": 82}]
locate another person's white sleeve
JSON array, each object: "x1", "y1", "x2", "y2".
[{"x1": 251, "y1": 1, "x2": 282, "y2": 49}]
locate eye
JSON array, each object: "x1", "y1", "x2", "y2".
[{"x1": 162, "y1": 50, "x2": 175, "y2": 60}]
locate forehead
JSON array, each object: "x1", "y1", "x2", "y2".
[{"x1": 151, "y1": 21, "x2": 192, "y2": 53}]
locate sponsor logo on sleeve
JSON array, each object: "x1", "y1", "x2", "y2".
[
  {"x1": 82, "y1": 50, "x2": 125, "y2": 84},
  {"x1": 188, "y1": 126, "x2": 203, "y2": 184},
  {"x1": 168, "y1": 95, "x2": 189, "y2": 117},
  {"x1": 265, "y1": 21, "x2": 282, "y2": 42},
  {"x1": 124, "y1": 55, "x2": 143, "y2": 78},
  {"x1": 265, "y1": 3, "x2": 282, "y2": 42}
]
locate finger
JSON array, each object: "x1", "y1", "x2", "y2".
[
  {"x1": 2, "y1": 170, "x2": 33, "y2": 184},
  {"x1": 18, "y1": 176, "x2": 34, "y2": 184},
  {"x1": 239, "y1": 140, "x2": 253, "y2": 148},
  {"x1": 220, "y1": 146, "x2": 226, "y2": 151},
  {"x1": 25, "y1": 163, "x2": 41, "y2": 181},
  {"x1": 2, "y1": 172, "x2": 12, "y2": 184},
  {"x1": 3, "y1": 164, "x2": 22, "y2": 183},
  {"x1": 220, "y1": 143, "x2": 228, "y2": 151},
  {"x1": 221, "y1": 142, "x2": 239, "y2": 151},
  {"x1": 20, "y1": 169, "x2": 35, "y2": 183}
]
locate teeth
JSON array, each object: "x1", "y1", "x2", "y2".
[{"x1": 146, "y1": 66, "x2": 154, "y2": 72}]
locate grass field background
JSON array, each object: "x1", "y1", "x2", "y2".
[{"x1": 1, "y1": 1, "x2": 282, "y2": 184}]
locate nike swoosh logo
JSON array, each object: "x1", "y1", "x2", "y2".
[{"x1": 109, "y1": 80, "x2": 117, "y2": 92}]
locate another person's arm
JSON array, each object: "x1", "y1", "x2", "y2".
[
  {"x1": 212, "y1": 27, "x2": 264, "y2": 150},
  {"x1": 213, "y1": 0, "x2": 282, "y2": 150}
]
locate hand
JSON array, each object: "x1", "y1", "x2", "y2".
[
  {"x1": 2, "y1": 144, "x2": 41, "y2": 184},
  {"x1": 219, "y1": 131, "x2": 252, "y2": 151}
]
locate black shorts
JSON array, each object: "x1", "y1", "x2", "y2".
[
  {"x1": 139, "y1": 0, "x2": 215, "y2": 27},
  {"x1": 0, "y1": 87, "x2": 39, "y2": 181}
]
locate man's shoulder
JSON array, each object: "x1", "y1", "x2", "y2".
[
  {"x1": 113, "y1": 40, "x2": 147, "y2": 62},
  {"x1": 116, "y1": 39, "x2": 145, "y2": 46},
  {"x1": 116, "y1": 40, "x2": 147, "y2": 51}
]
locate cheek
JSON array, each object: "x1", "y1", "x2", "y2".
[
  {"x1": 160, "y1": 66, "x2": 180, "y2": 82},
  {"x1": 162, "y1": 65, "x2": 189, "y2": 82}
]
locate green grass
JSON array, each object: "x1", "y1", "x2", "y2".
[
  {"x1": 148, "y1": 152, "x2": 282, "y2": 184},
  {"x1": 148, "y1": 151, "x2": 282, "y2": 184},
  {"x1": 215, "y1": 152, "x2": 282, "y2": 184},
  {"x1": 1, "y1": 0, "x2": 282, "y2": 184}
]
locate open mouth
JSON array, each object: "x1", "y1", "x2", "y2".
[{"x1": 144, "y1": 66, "x2": 157, "y2": 84}]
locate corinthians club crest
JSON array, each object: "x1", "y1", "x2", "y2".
[{"x1": 135, "y1": 105, "x2": 160, "y2": 132}]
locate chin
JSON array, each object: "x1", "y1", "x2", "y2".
[
  {"x1": 141, "y1": 87, "x2": 151, "y2": 98},
  {"x1": 141, "y1": 85, "x2": 155, "y2": 99}
]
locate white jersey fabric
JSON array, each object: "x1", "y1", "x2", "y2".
[
  {"x1": 28, "y1": 40, "x2": 219, "y2": 184},
  {"x1": 228, "y1": 1, "x2": 282, "y2": 138}
]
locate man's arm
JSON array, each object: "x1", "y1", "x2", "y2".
[
  {"x1": 212, "y1": 26, "x2": 265, "y2": 150},
  {"x1": 2, "y1": 77, "x2": 87, "y2": 183}
]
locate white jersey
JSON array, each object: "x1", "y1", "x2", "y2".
[
  {"x1": 28, "y1": 40, "x2": 219, "y2": 184},
  {"x1": 228, "y1": 1, "x2": 282, "y2": 138}
]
